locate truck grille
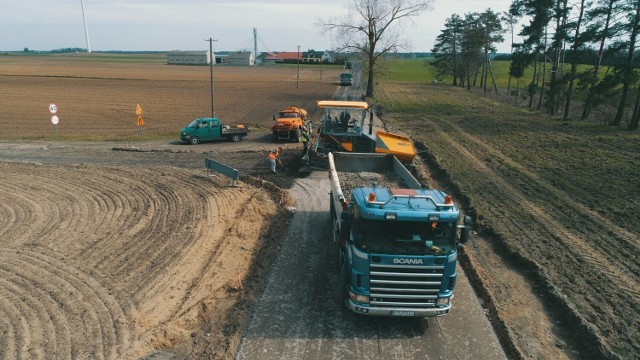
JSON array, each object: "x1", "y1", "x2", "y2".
[{"x1": 369, "y1": 263, "x2": 444, "y2": 308}]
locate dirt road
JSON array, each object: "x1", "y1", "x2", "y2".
[{"x1": 236, "y1": 171, "x2": 506, "y2": 359}]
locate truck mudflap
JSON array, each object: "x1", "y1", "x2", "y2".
[{"x1": 347, "y1": 300, "x2": 451, "y2": 317}]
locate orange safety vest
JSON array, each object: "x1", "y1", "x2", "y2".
[{"x1": 268, "y1": 150, "x2": 277, "y2": 160}]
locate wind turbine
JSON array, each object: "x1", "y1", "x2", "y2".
[{"x1": 80, "y1": 0, "x2": 91, "y2": 52}]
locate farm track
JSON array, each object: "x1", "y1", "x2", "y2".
[{"x1": 0, "y1": 162, "x2": 281, "y2": 359}]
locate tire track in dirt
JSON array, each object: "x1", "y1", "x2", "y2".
[
  {"x1": 167, "y1": 185, "x2": 270, "y2": 323},
  {"x1": 0, "y1": 161, "x2": 280, "y2": 359},
  {"x1": 438, "y1": 120, "x2": 640, "y2": 297},
  {"x1": 409, "y1": 126, "x2": 575, "y2": 360},
  {"x1": 0, "y1": 270, "x2": 58, "y2": 359},
  {"x1": 416, "y1": 116, "x2": 637, "y2": 357},
  {"x1": 0, "y1": 248, "x2": 129, "y2": 359}
]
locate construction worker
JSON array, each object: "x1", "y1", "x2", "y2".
[{"x1": 268, "y1": 146, "x2": 284, "y2": 173}]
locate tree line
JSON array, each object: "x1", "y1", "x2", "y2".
[{"x1": 431, "y1": 0, "x2": 640, "y2": 130}]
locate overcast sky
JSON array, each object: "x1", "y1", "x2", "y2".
[{"x1": 0, "y1": 0, "x2": 515, "y2": 53}]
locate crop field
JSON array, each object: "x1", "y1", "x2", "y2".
[
  {"x1": 376, "y1": 81, "x2": 639, "y2": 359},
  {"x1": 0, "y1": 54, "x2": 342, "y2": 139}
]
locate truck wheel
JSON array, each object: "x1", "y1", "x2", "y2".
[
  {"x1": 189, "y1": 136, "x2": 200, "y2": 145},
  {"x1": 293, "y1": 129, "x2": 301, "y2": 142},
  {"x1": 272, "y1": 131, "x2": 278, "y2": 141},
  {"x1": 231, "y1": 134, "x2": 241, "y2": 142}
]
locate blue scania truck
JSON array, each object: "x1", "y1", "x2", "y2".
[{"x1": 328, "y1": 152, "x2": 471, "y2": 317}]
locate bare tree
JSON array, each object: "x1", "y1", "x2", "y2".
[{"x1": 320, "y1": 0, "x2": 433, "y2": 97}]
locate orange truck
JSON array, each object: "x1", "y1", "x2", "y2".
[{"x1": 271, "y1": 105, "x2": 309, "y2": 142}]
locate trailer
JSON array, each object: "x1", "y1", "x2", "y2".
[{"x1": 328, "y1": 152, "x2": 471, "y2": 317}]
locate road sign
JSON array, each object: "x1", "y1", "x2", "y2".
[
  {"x1": 51, "y1": 115, "x2": 59, "y2": 125},
  {"x1": 137, "y1": 116, "x2": 144, "y2": 127},
  {"x1": 136, "y1": 104, "x2": 143, "y2": 116},
  {"x1": 49, "y1": 103, "x2": 58, "y2": 114}
]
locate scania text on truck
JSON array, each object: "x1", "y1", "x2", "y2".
[{"x1": 328, "y1": 152, "x2": 472, "y2": 317}]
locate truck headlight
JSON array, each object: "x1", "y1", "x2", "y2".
[
  {"x1": 349, "y1": 291, "x2": 369, "y2": 304},
  {"x1": 436, "y1": 297, "x2": 451, "y2": 306}
]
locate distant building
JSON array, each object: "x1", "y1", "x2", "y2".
[
  {"x1": 227, "y1": 51, "x2": 254, "y2": 66},
  {"x1": 257, "y1": 50, "x2": 339, "y2": 64},
  {"x1": 166, "y1": 51, "x2": 212, "y2": 65},
  {"x1": 303, "y1": 50, "x2": 324, "y2": 63},
  {"x1": 279, "y1": 51, "x2": 303, "y2": 61},
  {"x1": 258, "y1": 52, "x2": 280, "y2": 64},
  {"x1": 321, "y1": 50, "x2": 335, "y2": 63}
]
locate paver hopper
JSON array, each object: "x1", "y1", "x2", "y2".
[{"x1": 299, "y1": 100, "x2": 415, "y2": 173}]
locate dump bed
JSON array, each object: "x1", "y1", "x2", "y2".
[{"x1": 329, "y1": 152, "x2": 422, "y2": 216}]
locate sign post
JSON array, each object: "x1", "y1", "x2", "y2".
[{"x1": 49, "y1": 103, "x2": 59, "y2": 135}]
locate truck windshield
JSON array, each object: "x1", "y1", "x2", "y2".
[
  {"x1": 353, "y1": 219, "x2": 457, "y2": 256},
  {"x1": 187, "y1": 120, "x2": 200, "y2": 128},
  {"x1": 278, "y1": 113, "x2": 299, "y2": 118}
]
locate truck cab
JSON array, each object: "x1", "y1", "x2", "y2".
[
  {"x1": 329, "y1": 152, "x2": 471, "y2": 317},
  {"x1": 272, "y1": 105, "x2": 309, "y2": 142},
  {"x1": 180, "y1": 118, "x2": 249, "y2": 144},
  {"x1": 340, "y1": 73, "x2": 353, "y2": 86}
]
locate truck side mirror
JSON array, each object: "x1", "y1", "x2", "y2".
[
  {"x1": 459, "y1": 215, "x2": 472, "y2": 244},
  {"x1": 273, "y1": 115, "x2": 276, "y2": 121}
]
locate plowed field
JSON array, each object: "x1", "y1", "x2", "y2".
[
  {"x1": 0, "y1": 54, "x2": 342, "y2": 138},
  {"x1": 0, "y1": 161, "x2": 290, "y2": 359},
  {"x1": 376, "y1": 83, "x2": 640, "y2": 360}
]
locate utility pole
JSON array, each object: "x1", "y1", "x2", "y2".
[
  {"x1": 297, "y1": 45, "x2": 300, "y2": 89},
  {"x1": 205, "y1": 37, "x2": 218, "y2": 117}
]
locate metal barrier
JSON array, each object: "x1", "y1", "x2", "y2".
[{"x1": 205, "y1": 157, "x2": 239, "y2": 187}]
